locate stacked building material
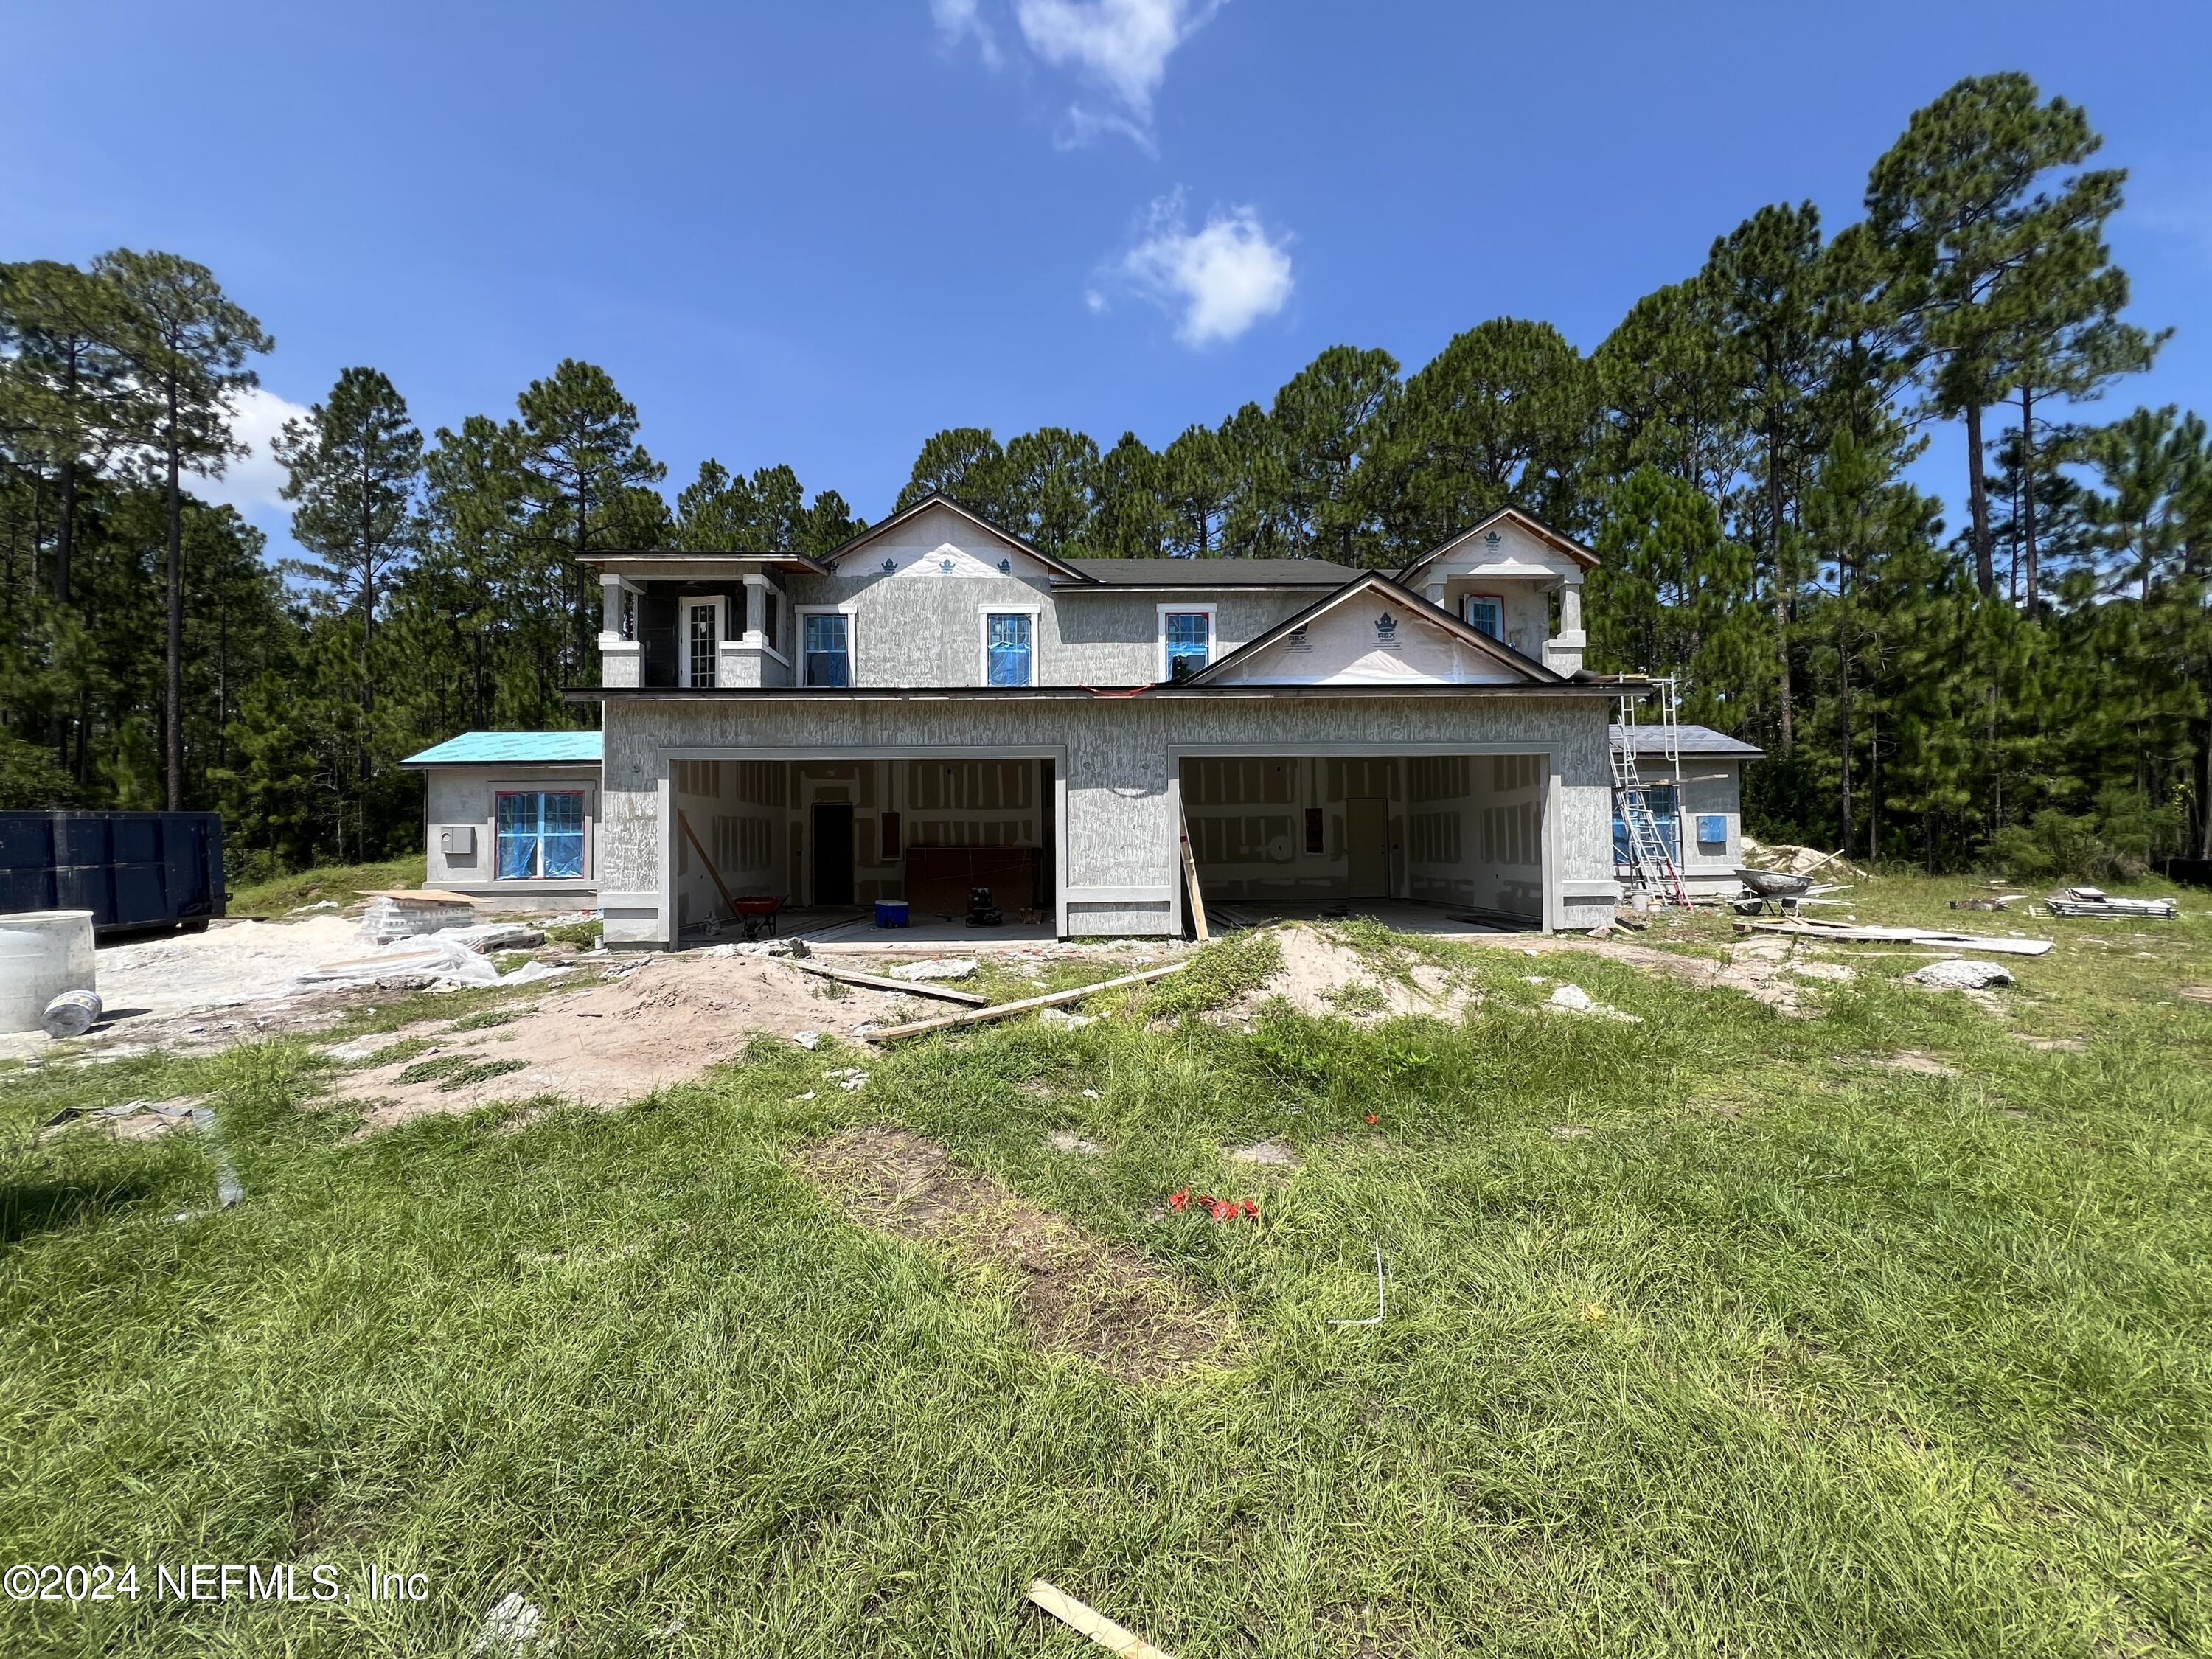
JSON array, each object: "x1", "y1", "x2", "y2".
[{"x1": 358, "y1": 889, "x2": 483, "y2": 943}]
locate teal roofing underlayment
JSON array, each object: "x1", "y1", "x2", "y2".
[{"x1": 400, "y1": 731, "x2": 602, "y2": 767}]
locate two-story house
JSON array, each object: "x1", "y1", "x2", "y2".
[{"x1": 570, "y1": 494, "x2": 1634, "y2": 947}]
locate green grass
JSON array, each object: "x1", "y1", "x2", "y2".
[
  {"x1": 228, "y1": 856, "x2": 427, "y2": 918},
  {"x1": 1, "y1": 877, "x2": 2208, "y2": 1655}
]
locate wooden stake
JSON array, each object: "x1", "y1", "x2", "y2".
[
  {"x1": 785, "y1": 959, "x2": 987, "y2": 1006},
  {"x1": 1025, "y1": 1579, "x2": 1175, "y2": 1659},
  {"x1": 676, "y1": 810, "x2": 742, "y2": 923},
  {"x1": 1178, "y1": 804, "x2": 1209, "y2": 943},
  {"x1": 866, "y1": 961, "x2": 1188, "y2": 1042}
]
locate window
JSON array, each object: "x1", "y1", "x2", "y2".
[
  {"x1": 1611, "y1": 785, "x2": 1680, "y2": 866},
  {"x1": 497, "y1": 792, "x2": 585, "y2": 880},
  {"x1": 987, "y1": 613, "x2": 1033, "y2": 686},
  {"x1": 1164, "y1": 611, "x2": 1211, "y2": 681},
  {"x1": 1463, "y1": 594, "x2": 1503, "y2": 639},
  {"x1": 1696, "y1": 813, "x2": 1728, "y2": 851},
  {"x1": 687, "y1": 602, "x2": 718, "y2": 688},
  {"x1": 804, "y1": 612, "x2": 850, "y2": 686}
]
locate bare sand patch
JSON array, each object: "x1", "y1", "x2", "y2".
[
  {"x1": 1512, "y1": 933, "x2": 1815, "y2": 1015},
  {"x1": 791, "y1": 1127, "x2": 1232, "y2": 1382},
  {"x1": 1217, "y1": 925, "x2": 1478, "y2": 1025},
  {"x1": 330, "y1": 955, "x2": 926, "y2": 1130}
]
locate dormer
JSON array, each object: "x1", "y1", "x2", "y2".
[{"x1": 1394, "y1": 508, "x2": 1596, "y2": 677}]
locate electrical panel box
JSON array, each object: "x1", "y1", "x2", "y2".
[{"x1": 442, "y1": 825, "x2": 477, "y2": 859}]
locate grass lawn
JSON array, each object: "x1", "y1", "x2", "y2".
[
  {"x1": 1, "y1": 877, "x2": 2208, "y2": 1655},
  {"x1": 226, "y1": 856, "x2": 429, "y2": 918}
]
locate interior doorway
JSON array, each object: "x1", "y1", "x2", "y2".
[
  {"x1": 812, "y1": 803, "x2": 854, "y2": 905},
  {"x1": 1346, "y1": 796, "x2": 1389, "y2": 898}
]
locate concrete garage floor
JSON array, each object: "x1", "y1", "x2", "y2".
[
  {"x1": 680, "y1": 906, "x2": 1059, "y2": 950},
  {"x1": 1206, "y1": 899, "x2": 1537, "y2": 937},
  {"x1": 675, "y1": 898, "x2": 1534, "y2": 952}
]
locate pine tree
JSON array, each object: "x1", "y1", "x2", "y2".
[
  {"x1": 1382, "y1": 318, "x2": 1597, "y2": 552},
  {"x1": 96, "y1": 250, "x2": 271, "y2": 808},
  {"x1": 274, "y1": 368, "x2": 423, "y2": 791}
]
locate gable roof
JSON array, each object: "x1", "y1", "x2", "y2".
[
  {"x1": 401, "y1": 731, "x2": 603, "y2": 768},
  {"x1": 815, "y1": 491, "x2": 1099, "y2": 582},
  {"x1": 1184, "y1": 571, "x2": 1565, "y2": 687},
  {"x1": 1396, "y1": 506, "x2": 1599, "y2": 585},
  {"x1": 1062, "y1": 557, "x2": 1362, "y2": 588}
]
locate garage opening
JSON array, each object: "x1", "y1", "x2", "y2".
[
  {"x1": 670, "y1": 757, "x2": 1057, "y2": 943},
  {"x1": 1178, "y1": 753, "x2": 1545, "y2": 933}
]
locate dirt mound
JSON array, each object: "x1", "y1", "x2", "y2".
[
  {"x1": 1220, "y1": 925, "x2": 1477, "y2": 1024},
  {"x1": 791, "y1": 1127, "x2": 1233, "y2": 1382},
  {"x1": 332, "y1": 954, "x2": 924, "y2": 1130}
]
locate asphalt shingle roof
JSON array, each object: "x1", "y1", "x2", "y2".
[
  {"x1": 1063, "y1": 557, "x2": 1363, "y2": 586},
  {"x1": 1608, "y1": 723, "x2": 1763, "y2": 758}
]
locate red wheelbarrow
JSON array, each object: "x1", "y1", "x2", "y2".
[{"x1": 730, "y1": 895, "x2": 786, "y2": 941}]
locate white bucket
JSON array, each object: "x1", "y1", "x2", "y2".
[{"x1": 0, "y1": 911, "x2": 97, "y2": 1034}]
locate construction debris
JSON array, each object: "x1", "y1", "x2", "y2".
[
  {"x1": 787, "y1": 959, "x2": 987, "y2": 1006},
  {"x1": 1741, "y1": 837, "x2": 1868, "y2": 880},
  {"x1": 868, "y1": 962, "x2": 1189, "y2": 1043},
  {"x1": 295, "y1": 933, "x2": 570, "y2": 991},
  {"x1": 1545, "y1": 982, "x2": 1644, "y2": 1023},
  {"x1": 1026, "y1": 1579, "x2": 1177, "y2": 1659},
  {"x1": 2044, "y1": 887, "x2": 2178, "y2": 919},
  {"x1": 885, "y1": 956, "x2": 979, "y2": 982},
  {"x1": 1909, "y1": 959, "x2": 2015, "y2": 990},
  {"x1": 359, "y1": 891, "x2": 484, "y2": 942},
  {"x1": 1737, "y1": 919, "x2": 2052, "y2": 957}
]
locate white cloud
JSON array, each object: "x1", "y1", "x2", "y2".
[
  {"x1": 929, "y1": 0, "x2": 1001, "y2": 68},
  {"x1": 932, "y1": 0, "x2": 1222, "y2": 145},
  {"x1": 1107, "y1": 192, "x2": 1293, "y2": 347},
  {"x1": 195, "y1": 384, "x2": 310, "y2": 517}
]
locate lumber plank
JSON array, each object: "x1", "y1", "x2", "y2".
[
  {"x1": 785, "y1": 959, "x2": 987, "y2": 1006},
  {"x1": 675, "y1": 810, "x2": 743, "y2": 923},
  {"x1": 1178, "y1": 804, "x2": 1209, "y2": 943},
  {"x1": 1025, "y1": 1579, "x2": 1175, "y2": 1659},
  {"x1": 866, "y1": 961, "x2": 1188, "y2": 1042},
  {"x1": 1739, "y1": 921, "x2": 2053, "y2": 956}
]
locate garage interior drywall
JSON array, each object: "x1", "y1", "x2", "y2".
[
  {"x1": 669, "y1": 757, "x2": 1052, "y2": 935},
  {"x1": 1179, "y1": 752, "x2": 1546, "y2": 919}
]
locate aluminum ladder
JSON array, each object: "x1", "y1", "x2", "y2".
[{"x1": 1613, "y1": 678, "x2": 1688, "y2": 905}]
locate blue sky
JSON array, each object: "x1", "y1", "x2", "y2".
[{"x1": 7, "y1": 1, "x2": 2208, "y2": 562}]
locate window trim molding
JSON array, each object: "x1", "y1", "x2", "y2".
[
  {"x1": 491, "y1": 785, "x2": 594, "y2": 883},
  {"x1": 1158, "y1": 601, "x2": 1217, "y2": 683},
  {"x1": 796, "y1": 602, "x2": 859, "y2": 687},
  {"x1": 682, "y1": 597, "x2": 727, "y2": 689},
  {"x1": 978, "y1": 602, "x2": 1043, "y2": 687},
  {"x1": 1460, "y1": 591, "x2": 1507, "y2": 640}
]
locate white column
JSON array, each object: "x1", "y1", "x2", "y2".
[{"x1": 1543, "y1": 578, "x2": 1587, "y2": 676}]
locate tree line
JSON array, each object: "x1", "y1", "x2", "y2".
[{"x1": 2, "y1": 72, "x2": 2205, "y2": 877}]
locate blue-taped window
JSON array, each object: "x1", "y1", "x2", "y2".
[
  {"x1": 987, "y1": 613, "x2": 1033, "y2": 686},
  {"x1": 1463, "y1": 594, "x2": 1503, "y2": 639},
  {"x1": 804, "y1": 613, "x2": 849, "y2": 686},
  {"x1": 1165, "y1": 611, "x2": 1210, "y2": 681},
  {"x1": 1611, "y1": 786, "x2": 1680, "y2": 865},
  {"x1": 497, "y1": 792, "x2": 585, "y2": 880}
]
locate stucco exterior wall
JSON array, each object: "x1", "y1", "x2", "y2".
[
  {"x1": 597, "y1": 692, "x2": 1620, "y2": 944},
  {"x1": 420, "y1": 763, "x2": 599, "y2": 908},
  {"x1": 1676, "y1": 760, "x2": 1745, "y2": 891}
]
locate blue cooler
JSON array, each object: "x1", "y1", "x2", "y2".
[{"x1": 874, "y1": 899, "x2": 910, "y2": 928}]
